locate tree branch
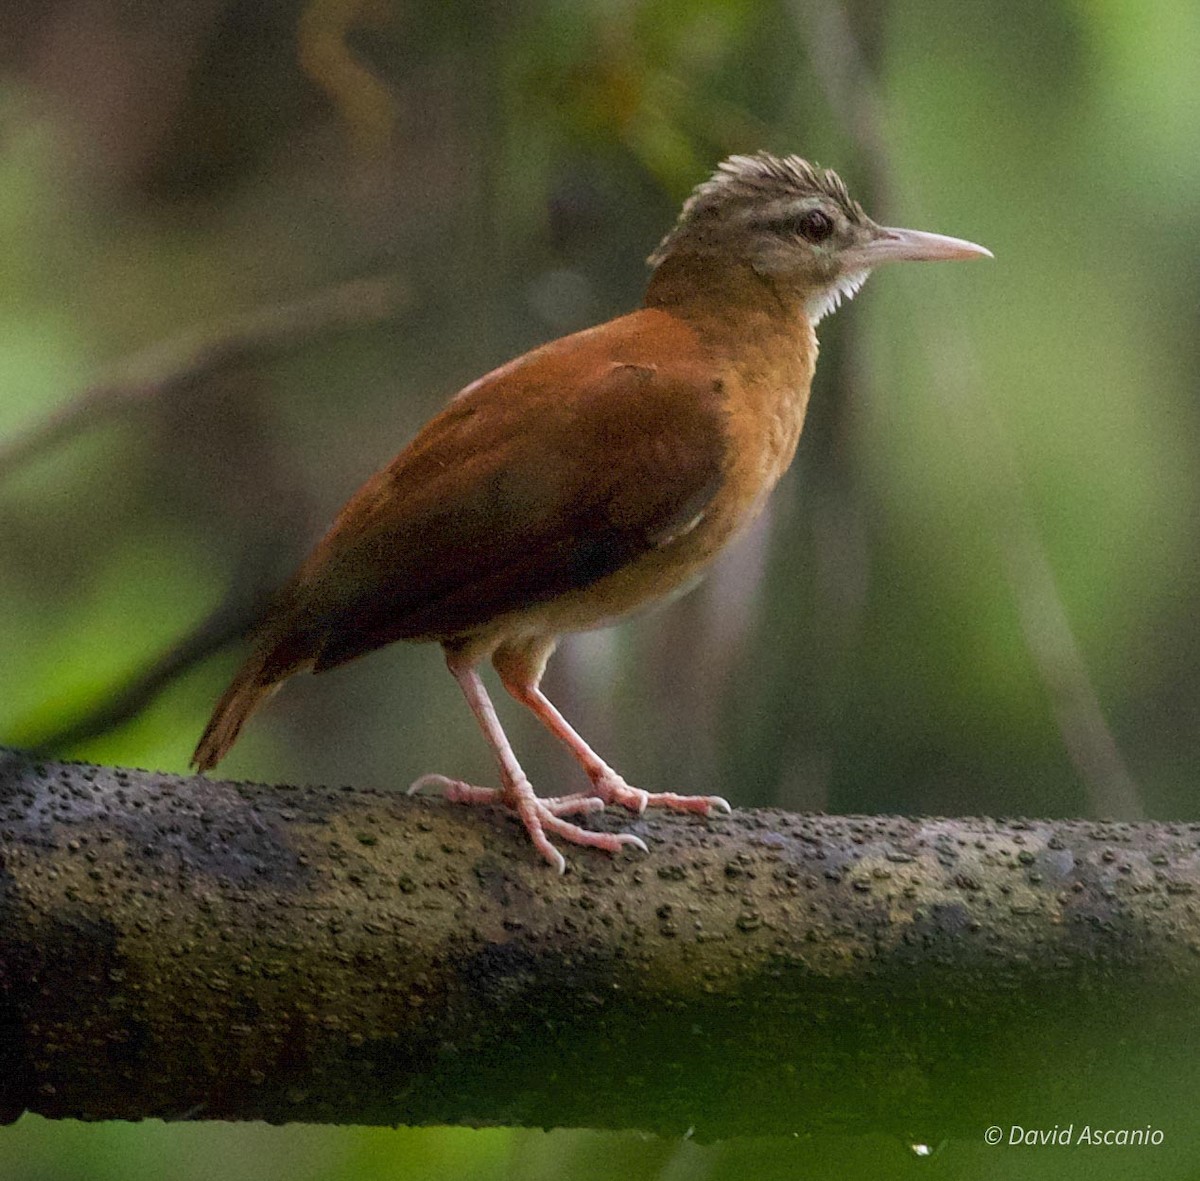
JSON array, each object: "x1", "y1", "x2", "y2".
[{"x1": 0, "y1": 747, "x2": 1195, "y2": 1139}]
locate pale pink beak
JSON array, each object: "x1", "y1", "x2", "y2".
[{"x1": 858, "y1": 226, "x2": 993, "y2": 265}]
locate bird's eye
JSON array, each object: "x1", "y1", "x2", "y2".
[{"x1": 794, "y1": 209, "x2": 834, "y2": 243}]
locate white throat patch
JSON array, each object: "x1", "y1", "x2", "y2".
[{"x1": 805, "y1": 269, "x2": 869, "y2": 324}]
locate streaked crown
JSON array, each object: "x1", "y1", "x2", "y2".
[{"x1": 649, "y1": 152, "x2": 870, "y2": 269}]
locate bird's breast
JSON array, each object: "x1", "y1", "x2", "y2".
[
  {"x1": 484, "y1": 322, "x2": 817, "y2": 647},
  {"x1": 709, "y1": 322, "x2": 817, "y2": 528}
]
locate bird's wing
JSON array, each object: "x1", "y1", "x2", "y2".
[{"x1": 262, "y1": 345, "x2": 729, "y2": 675}]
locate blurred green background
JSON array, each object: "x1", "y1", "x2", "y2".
[{"x1": 1, "y1": 0, "x2": 1198, "y2": 1176}]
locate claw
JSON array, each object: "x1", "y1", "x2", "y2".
[
  {"x1": 407, "y1": 773, "x2": 457, "y2": 796},
  {"x1": 407, "y1": 774, "x2": 498, "y2": 805},
  {"x1": 538, "y1": 810, "x2": 650, "y2": 862},
  {"x1": 589, "y1": 773, "x2": 733, "y2": 818}
]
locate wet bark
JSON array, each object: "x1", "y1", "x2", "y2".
[{"x1": 1, "y1": 747, "x2": 1196, "y2": 1142}]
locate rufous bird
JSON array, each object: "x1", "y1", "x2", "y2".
[{"x1": 193, "y1": 152, "x2": 990, "y2": 872}]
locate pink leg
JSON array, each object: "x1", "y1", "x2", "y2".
[
  {"x1": 495, "y1": 663, "x2": 732, "y2": 818},
  {"x1": 408, "y1": 657, "x2": 648, "y2": 873}
]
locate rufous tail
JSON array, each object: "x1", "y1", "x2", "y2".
[{"x1": 191, "y1": 654, "x2": 279, "y2": 772}]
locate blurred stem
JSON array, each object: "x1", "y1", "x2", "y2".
[
  {"x1": 792, "y1": 0, "x2": 1143, "y2": 819},
  {"x1": 0, "y1": 274, "x2": 410, "y2": 479},
  {"x1": 2, "y1": 748, "x2": 1195, "y2": 1138},
  {"x1": 298, "y1": 0, "x2": 398, "y2": 154},
  {"x1": 21, "y1": 549, "x2": 273, "y2": 755}
]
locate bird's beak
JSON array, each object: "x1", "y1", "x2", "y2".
[{"x1": 857, "y1": 226, "x2": 993, "y2": 266}]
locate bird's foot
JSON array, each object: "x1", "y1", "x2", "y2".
[
  {"x1": 408, "y1": 773, "x2": 647, "y2": 873},
  {"x1": 589, "y1": 771, "x2": 732, "y2": 818},
  {"x1": 409, "y1": 774, "x2": 603, "y2": 816}
]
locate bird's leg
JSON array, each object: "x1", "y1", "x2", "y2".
[
  {"x1": 409, "y1": 654, "x2": 647, "y2": 873},
  {"x1": 493, "y1": 648, "x2": 732, "y2": 818}
]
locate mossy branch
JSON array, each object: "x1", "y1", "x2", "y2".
[{"x1": 0, "y1": 747, "x2": 1197, "y2": 1141}]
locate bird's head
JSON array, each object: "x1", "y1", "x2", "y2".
[{"x1": 649, "y1": 152, "x2": 991, "y2": 322}]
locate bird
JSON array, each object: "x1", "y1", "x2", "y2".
[{"x1": 192, "y1": 151, "x2": 990, "y2": 872}]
